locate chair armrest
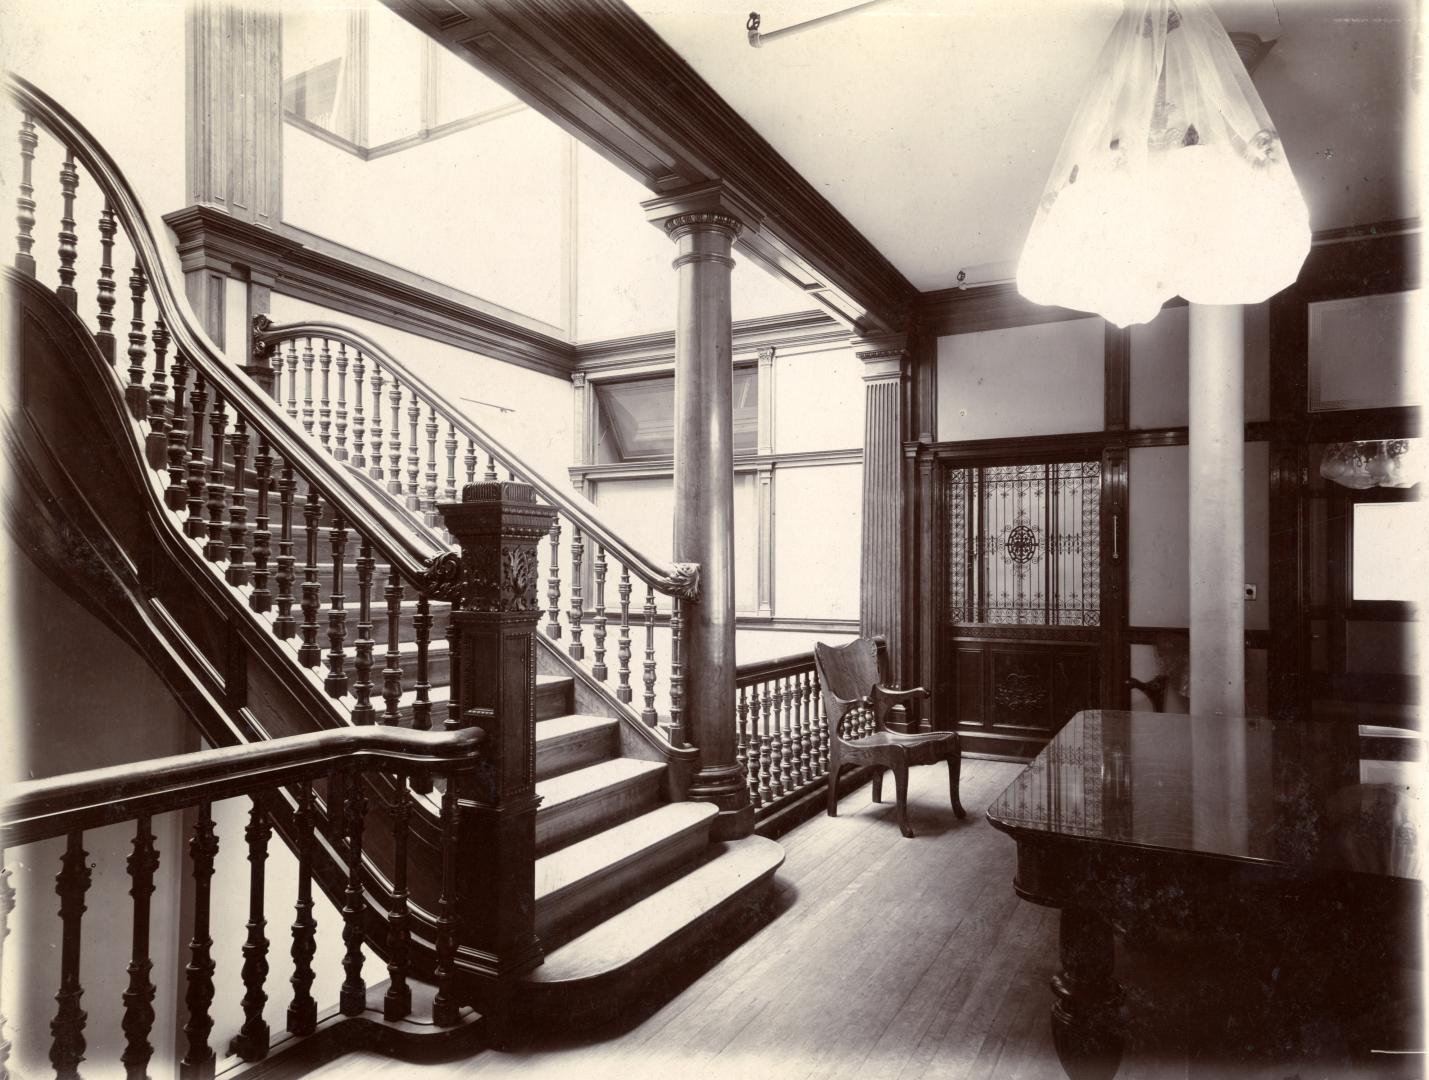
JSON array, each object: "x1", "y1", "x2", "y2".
[{"x1": 871, "y1": 685, "x2": 929, "y2": 730}]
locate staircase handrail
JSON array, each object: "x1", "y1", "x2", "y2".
[
  {"x1": 1, "y1": 726, "x2": 484, "y2": 848},
  {"x1": 252, "y1": 318, "x2": 701, "y2": 602},
  {"x1": 6, "y1": 73, "x2": 452, "y2": 590}
]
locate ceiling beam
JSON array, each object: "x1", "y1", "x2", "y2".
[{"x1": 383, "y1": 0, "x2": 919, "y2": 335}]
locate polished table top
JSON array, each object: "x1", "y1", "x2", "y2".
[{"x1": 986, "y1": 710, "x2": 1422, "y2": 882}]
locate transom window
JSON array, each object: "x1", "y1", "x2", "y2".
[{"x1": 594, "y1": 369, "x2": 759, "y2": 464}]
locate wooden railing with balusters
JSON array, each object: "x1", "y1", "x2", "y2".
[
  {"x1": 251, "y1": 317, "x2": 702, "y2": 747},
  {"x1": 0, "y1": 727, "x2": 485, "y2": 1078},
  {"x1": 735, "y1": 640, "x2": 885, "y2": 822}
]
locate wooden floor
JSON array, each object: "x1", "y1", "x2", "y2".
[{"x1": 304, "y1": 760, "x2": 1420, "y2": 1080}]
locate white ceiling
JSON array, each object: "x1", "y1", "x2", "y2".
[{"x1": 634, "y1": 0, "x2": 1421, "y2": 292}]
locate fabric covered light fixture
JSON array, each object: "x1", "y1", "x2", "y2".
[
  {"x1": 1320, "y1": 439, "x2": 1422, "y2": 490},
  {"x1": 1017, "y1": 0, "x2": 1311, "y2": 327}
]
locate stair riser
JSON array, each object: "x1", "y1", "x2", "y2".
[
  {"x1": 536, "y1": 773, "x2": 663, "y2": 857},
  {"x1": 536, "y1": 826, "x2": 711, "y2": 950},
  {"x1": 536, "y1": 679, "x2": 574, "y2": 723},
  {"x1": 536, "y1": 723, "x2": 620, "y2": 782},
  {"x1": 281, "y1": 642, "x2": 449, "y2": 689}
]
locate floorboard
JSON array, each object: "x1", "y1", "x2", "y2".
[{"x1": 301, "y1": 760, "x2": 1419, "y2": 1080}]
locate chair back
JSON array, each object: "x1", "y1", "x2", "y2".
[{"x1": 814, "y1": 638, "x2": 883, "y2": 739}]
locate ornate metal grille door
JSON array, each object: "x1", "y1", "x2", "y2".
[{"x1": 945, "y1": 461, "x2": 1101, "y2": 627}]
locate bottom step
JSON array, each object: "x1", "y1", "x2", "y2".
[{"x1": 520, "y1": 835, "x2": 784, "y2": 1019}]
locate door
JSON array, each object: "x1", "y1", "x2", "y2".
[{"x1": 938, "y1": 458, "x2": 1103, "y2": 757}]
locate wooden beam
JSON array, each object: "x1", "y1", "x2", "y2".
[{"x1": 383, "y1": 0, "x2": 918, "y2": 335}]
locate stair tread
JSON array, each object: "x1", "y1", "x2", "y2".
[
  {"x1": 525, "y1": 836, "x2": 785, "y2": 985},
  {"x1": 536, "y1": 758, "x2": 665, "y2": 811},
  {"x1": 535, "y1": 802, "x2": 716, "y2": 904},
  {"x1": 536, "y1": 714, "x2": 619, "y2": 739},
  {"x1": 392, "y1": 673, "x2": 572, "y2": 710}
]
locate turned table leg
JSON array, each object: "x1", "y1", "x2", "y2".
[{"x1": 1050, "y1": 907, "x2": 1124, "y2": 1080}]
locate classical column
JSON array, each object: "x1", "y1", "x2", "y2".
[
  {"x1": 855, "y1": 333, "x2": 909, "y2": 688},
  {"x1": 1188, "y1": 303, "x2": 1246, "y2": 718},
  {"x1": 435, "y1": 481, "x2": 557, "y2": 1007},
  {"x1": 643, "y1": 183, "x2": 760, "y2": 840}
]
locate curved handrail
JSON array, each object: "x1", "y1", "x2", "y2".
[
  {"x1": 6, "y1": 74, "x2": 449, "y2": 587},
  {"x1": 1, "y1": 726, "x2": 484, "y2": 847},
  {"x1": 254, "y1": 319, "x2": 701, "y2": 601}
]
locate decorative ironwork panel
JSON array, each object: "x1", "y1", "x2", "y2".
[{"x1": 944, "y1": 460, "x2": 1100, "y2": 627}]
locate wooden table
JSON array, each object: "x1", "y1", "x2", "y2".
[{"x1": 986, "y1": 710, "x2": 1422, "y2": 1079}]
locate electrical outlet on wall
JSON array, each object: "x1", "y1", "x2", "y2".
[{"x1": 1244, "y1": 584, "x2": 1258, "y2": 601}]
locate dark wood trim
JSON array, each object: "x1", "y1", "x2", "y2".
[
  {"x1": 162, "y1": 205, "x2": 577, "y2": 377},
  {"x1": 1309, "y1": 217, "x2": 1421, "y2": 245},
  {"x1": 916, "y1": 282, "x2": 1091, "y2": 337},
  {"x1": 1104, "y1": 324, "x2": 1129, "y2": 432},
  {"x1": 575, "y1": 310, "x2": 845, "y2": 371},
  {"x1": 1125, "y1": 625, "x2": 1271, "y2": 650},
  {"x1": 383, "y1": 0, "x2": 917, "y2": 334}
]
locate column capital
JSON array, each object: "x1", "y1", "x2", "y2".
[
  {"x1": 854, "y1": 331, "x2": 909, "y2": 382},
  {"x1": 571, "y1": 371, "x2": 587, "y2": 389},
  {"x1": 642, "y1": 181, "x2": 763, "y2": 241}
]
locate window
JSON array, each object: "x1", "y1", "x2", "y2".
[
  {"x1": 1352, "y1": 500, "x2": 1422, "y2": 603},
  {"x1": 282, "y1": 0, "x2": 523, "y2": 158},
  {"x1": 594, "y1": 369, "x2": 759, "y2": 464},
  {"x1": 945, "y1": 461, "x2": 1101, "y2": 626}
]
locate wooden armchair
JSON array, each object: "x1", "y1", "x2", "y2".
[{"x1": 814, "y1": 638, "x2": 966, "y2": 838}]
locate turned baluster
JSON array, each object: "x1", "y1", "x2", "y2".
[
  {"x1": 351, "y1": 538, "x2": 376, "y2": 722},
  {"x1": 384, "y1": 788, "x2": 413, "y2": 1020},
  {"x1": 780, "y1": 677, "x2": 796, "y2": 793},
  {"x1": 317, "y1": 338, "x2": 332, "y2": 450},
  {"x1": 423, "y1": 404, "x2": 439, "y2": 523},
  {"x1": 737, "y1": 686, "x2": 751, "y2": 804},
  {"x1": 287, "y1": 782, "x2": 317, "y2": 1036},
  {"x1": 368, "y1": 364, "x2": 385, "y2": 481},
  {"x1": 181, "y1": 804, "x2": 218, "y2": 1079},
  {"x1": 616, "y1": 567, "x2": 633, "y2": 703},
  {"x1": 144, "y1": 317, "x2": 171, "y2": 466},
  {"x1": 300, "y1": 337, "x2": 315, "y2": 435},
  {"x1": 412, "y1": 596, "x2": 432, "y2": 731},
  {"x1": 445, "y1": 617, "x2": 463, "y2": 733},
  {"x1": 56, "y1": 148, "x2": 79, "y2": 308},
  {"x1": 227, "y1": 416, "x2": 251, "y2": 585},
  {"x1": 298, "y1": 491, "x2": 322, "y2": 665},
  {"x1": 333, "y1": 343, "x2": 349, "y2": 460},
  {"x1": 95, "y1": 203, "x2": 117, "y2": 363},
  {"x1": 382, "y1": 569, "x2": 402, "y2": 725},
  {"x1": 386, "y1": 377, "x2": 404, "y2": 495},
  {"x1": 756, "y1": 688, "x2": 773, "y2": 805},
  {"x1": 484, "y1": 450, "x2": 498, "y2": 483},
  {"x1": 745, "y1": 687, "x2": 762, "y2": 809},
  {"x1": 205, "y1": 392, "x2": 229, "y2": 562},
  {"x1": 804, "y1": 672, "x2": 820, "y2": 782},
  {"x1": 125, "y1": 260, "x2": 149, "y2": 419},
  {"x1": 766, "y1": 682, "x2": 783, "y2": 799},
  {"x1": 166, "y1": 350, "x2": 191, "y2": 511},
  {"x1": 121, "y1": 818, "x2": 159, "y2": 1078},
  {"x1": 667, "y1": 598, "x2": 684, "y2": 747},
  {"x1": 51, "y1": 830, "x2": 91, "y2": 1080},
  {"x1": 545, "y1": 520, "x2": 562, "y2": 639},
  {"x1": 284, "y1": 340, "x2": 299, "y2": 422},
  {"x1": 251, "y1": 435, "x2": 274, "y2": 612},
  {"x1": 592, "y1": 547, "x2": 610, "y2": 681},
  {"x1": 0, "y1": 855, "x2": 13, "y2": 1080},
  {"x1": 350, "y1": 350, "x2": 366, "y2": 467},
  {"x1": 405, "y1": 396, "x2": 421, "y2": 510},
  {"x1": 230, "y1": 799, "x2": 271, "y2": 1061},
  {"x1": 568, "y1": 525, "x2": 585, "y2": 659},
  {"x1": 444, "y1": 423, "x2": 458, "y2": 503},
  {"x1": 274, "y1": 463, "x2": 298, "y2": 637},
  {"x1": 793, "y1": 672, "x2": 810, "y2": 786},
  {"x1": 324, "y1": 513, "x2": 350, "y2": 695},
  {"x1": 339, "y1": 778, "x2": 368, "y2": 1016},
  {"x1": 14, "y1": 112, "x2": 37, "y2": 276},
  {"x1": 431, "y1": 782, "x2": 461, "y2": 1027},
  {"x1": 642, "y1": 587, "x2": 658, "y2": 725},
  {"x1": 185, "y1": 373, "x2": 209, "y2": 538},
  {"x1": 463, "y1": 438, "x2": 477, "y2": 487}
]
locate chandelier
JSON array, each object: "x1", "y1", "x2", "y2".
[{"x1": 1320, "y1": 439, "x2": 1421, "y2": 490}]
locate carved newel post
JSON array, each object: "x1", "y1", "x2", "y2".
[{"x1": 435, "y1": 480, "x2": 557, "y2": 1004}]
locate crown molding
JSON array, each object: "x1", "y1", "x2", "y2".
[
  {"x1": 574, "y1": 309, "x2": 848, "y2": 374},
  {"x1": 383, "y1": 0, "x2": 917, "y2": 335},
  {"x1": 163, "y1": 205, "x2": 577, "y2": 378}
]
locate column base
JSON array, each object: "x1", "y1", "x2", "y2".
[{"x1": 688, "y1": 764, "x2": 754, "y2": 839}]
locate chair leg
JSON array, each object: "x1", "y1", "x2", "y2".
[
  {"x1": 893, "y1": 764, "x2": 913, "y2": 838},
  {"x1": 827, "y1": 763, "x2": 842, "y2": 817},
  {"x1": 871, "y1": 767, "x2": 883, "y2": 804},
  {"x1": 948, "y1": 752, "x2": 967, "y2": 819}
]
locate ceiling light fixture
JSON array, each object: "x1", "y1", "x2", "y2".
[
  {"x1": 746, "y1": 1, "x2": 894, "y2": 48},
  {"x1": 1015, "y1": 0, "x2": 1310, "y2": 327}
]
